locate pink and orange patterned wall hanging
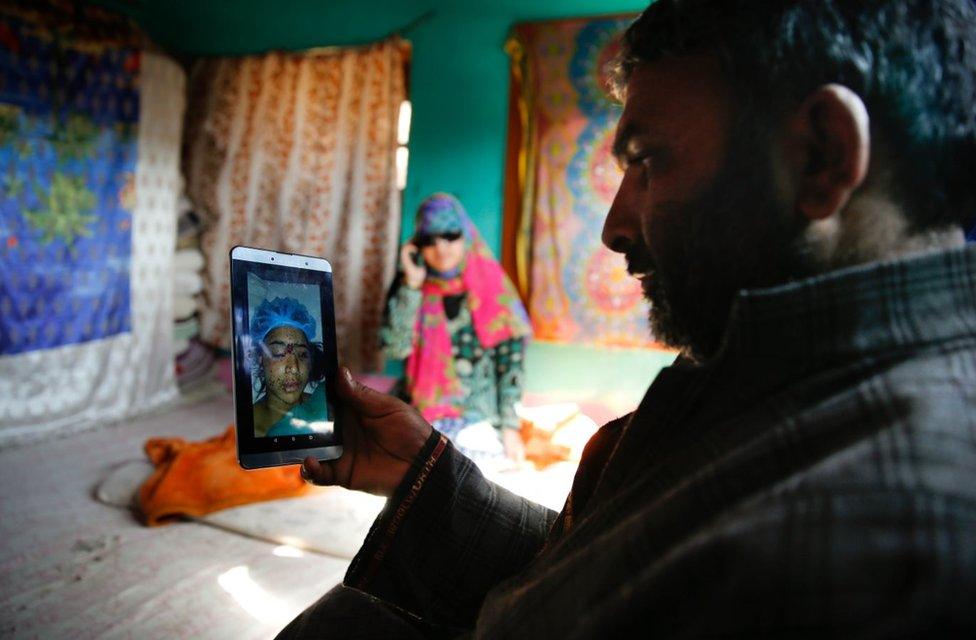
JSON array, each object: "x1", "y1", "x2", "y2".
[{"x1": 505, "y1": 15, "x2": 659, "y2": 349}]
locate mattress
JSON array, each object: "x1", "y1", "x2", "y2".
[
  {"x1": 0, "y1": 394, "x2": 350, "y2": 639},
  {"x1": 0, "y1": 389, "x2": 592, "y2": 639}
]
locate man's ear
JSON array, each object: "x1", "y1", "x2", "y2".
[{"x1": 783, "y1": 84, "x2": 871, "y2": 221}]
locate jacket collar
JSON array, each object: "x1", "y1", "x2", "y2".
[{"x1": 717, "y1": 244, "x2": 976, "y2": 366}]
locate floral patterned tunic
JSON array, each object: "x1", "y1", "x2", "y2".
[{"x1": 380, "y1": 285, "x2": 525, "y2": 433}]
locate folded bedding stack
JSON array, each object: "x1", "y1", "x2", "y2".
[{"x1": 173, "y1": 204, "x2": 215, "y2": 391}]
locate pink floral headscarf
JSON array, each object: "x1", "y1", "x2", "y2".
[{"x1": 405, "y1": 193, "x2": 532, "y2": 422}]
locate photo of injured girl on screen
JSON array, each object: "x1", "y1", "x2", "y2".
[{"x1": 246, "y1": 273, "x2": 331, "y2": 438}]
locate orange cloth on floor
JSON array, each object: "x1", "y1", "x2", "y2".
[{"x1": 138, "y1": 425, "x2": 309, "y2": 526}]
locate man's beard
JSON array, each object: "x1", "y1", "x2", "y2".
[{"x1": 627, "y1": 120, "x2": 813, "y2": 362}]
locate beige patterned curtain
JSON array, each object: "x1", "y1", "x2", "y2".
[{"x1": 184, "y1": 39, "x2": 407, "y2": 371}]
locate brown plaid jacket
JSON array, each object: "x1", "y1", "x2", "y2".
[{"x1": 346, "y1": 246, "x2": 976, "y2": 638}]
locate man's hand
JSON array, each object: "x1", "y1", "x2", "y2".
[{"x1": 301, "y1": 367, "x2": 433, "y2": 497}]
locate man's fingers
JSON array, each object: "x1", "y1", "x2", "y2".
[
  {"x1": 301, "y1": 456, "x2": 336, "y2": 486},
  {"x1": 336, "y1": 365, "x2": 403, "y2": 416},
  {"x1": 336, "y1": 365, "x2": 360, "y2": 398}
]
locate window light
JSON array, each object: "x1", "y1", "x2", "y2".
[
  {"x1": 397, "y1": 100, "x2": 412, "y2": 145},
  {"x1": 396, "y1": 146, "x2": 409, "y2": 190}
]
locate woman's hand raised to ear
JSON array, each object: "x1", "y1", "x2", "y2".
[
  {"x1": 399, "y1": 243, "x2": 427, "y2": 289},
  {"x1": 301, "y1": 367, "x2": 433, "y2": 497}
]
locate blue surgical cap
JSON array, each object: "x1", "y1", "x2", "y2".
[{"x1": 250, "y1": 296, "x2": 317, "y2": 342}]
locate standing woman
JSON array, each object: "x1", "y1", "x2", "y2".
[{"x1": 380, "y1": 193, "x2": 532, "y2": 462}]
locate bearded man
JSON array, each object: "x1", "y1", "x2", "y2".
[{"x1": 280, "y1": 1, "x2": 976, "y2": 637}]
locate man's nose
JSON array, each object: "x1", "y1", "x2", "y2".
[{"x1": 602, "y1": 170, "x2": 641, "y2": 254}]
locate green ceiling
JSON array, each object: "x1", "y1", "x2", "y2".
[{"x1": 98, "y1": 0, "x2": 644, "y2": 56}]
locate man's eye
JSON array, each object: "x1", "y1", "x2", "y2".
[
  {"x1": 628, "y1": 154, "x2": 654, "y2": 184},
  {"x1": 622, "y1": 150, "x2": 651, "y2": 173}
]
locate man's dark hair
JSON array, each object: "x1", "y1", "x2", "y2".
[{"x1": 612, "y1": 0, "x2": 976, "y2": 233}]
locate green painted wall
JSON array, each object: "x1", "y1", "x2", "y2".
[
  {"x1": 121, "y1": 0, "x2": 648, "y2": 253},
  {"x1": 399, "y1": 2, "x2": 649, "y2": 251}
]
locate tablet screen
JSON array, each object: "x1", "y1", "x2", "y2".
[{"x1": 230, "y1": 253, "x2": 341, "y2": 457}]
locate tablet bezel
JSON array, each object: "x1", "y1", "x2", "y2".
[{"x1": 229, "y1": 245, "x2": 343, "y2": 469}]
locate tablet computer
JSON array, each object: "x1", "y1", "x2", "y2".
[{"x1": 229, "y1": 246, "x2": 343, "y2": 469}]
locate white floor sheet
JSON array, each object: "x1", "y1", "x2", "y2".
[
  {"x1": 0, "y1": 389, "x2": 580, "y2": 639},
  {"x1": 0, "y1": 393, "x2": 350, "y2": 640}
]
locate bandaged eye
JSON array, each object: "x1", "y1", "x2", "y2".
[
  {"x1": 416, "y1": 231, "x2": 463, "y2": 247},
  {"x1": 266, "y1": 342, "x2": 310, "y2": 360}
]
